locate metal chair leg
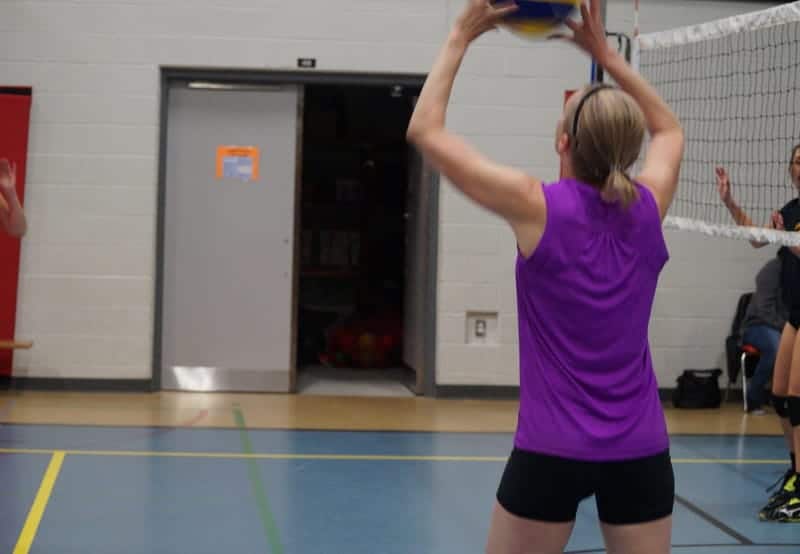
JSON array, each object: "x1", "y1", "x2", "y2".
[{"x1": 740, "y1": 352, "x2": 748, "y2": 412}]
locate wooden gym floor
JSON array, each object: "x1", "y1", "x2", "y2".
[
  {"x1": 0, "y1": 390, "x2": 785, "y2": 434},
  {"x1": 1, "y1": 391, "x2": 798, "y2": 553}
]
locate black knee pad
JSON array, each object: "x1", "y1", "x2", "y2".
[
  {"x1": 773, "y1": 395, "x2": 789, "y2": 418},
  {"x1": 790, "y1": 307, "x2": 800, "y2": 329},
  {"x1": 789, "y1": 397, "x2": 800, "y2": 427}
]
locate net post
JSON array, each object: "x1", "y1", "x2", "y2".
[{"x1": 593, "y1": 4, "x2": 633, "y2": 81}]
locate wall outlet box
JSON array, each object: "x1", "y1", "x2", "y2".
[{"x1": 466, "y1": 312, "x2": 498, "y2": 345}]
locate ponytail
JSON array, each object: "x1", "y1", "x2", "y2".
[{"x1": 602, "y1": 167, "x2": 638, "y2": 208}]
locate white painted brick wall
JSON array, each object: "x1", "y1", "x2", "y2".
[{"x1": 1, "y1": 0, "x2": 781, "y2": 385}]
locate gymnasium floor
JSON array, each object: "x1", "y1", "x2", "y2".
[{"x1": 1, "y1": 392, "x2": 800, "y2": 553}]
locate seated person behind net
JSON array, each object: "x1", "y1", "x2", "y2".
[{"x1": 740, "y1": 256, "x2": 788, "y2": 414}]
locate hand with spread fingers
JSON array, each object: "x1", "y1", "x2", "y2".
[
  {"x1": 553, "y1": 0, "x2": 614, "y2": 63},
  {"x1": 0, "y1": 158, "x2": 27, "y2": 238},
  {"x1": 453, "y1": 0, "x2": 519, "y2": 44}
]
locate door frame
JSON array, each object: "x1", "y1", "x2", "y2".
[{"x1": 153, "y1": 67, "x2": 439, "y2": 396}]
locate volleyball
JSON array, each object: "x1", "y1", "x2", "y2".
[{"x1": 494, "y1": 0, "x2": 581, "y2": 38}]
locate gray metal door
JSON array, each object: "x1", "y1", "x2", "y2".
[
  {"x1": 160, "y1": 84, "x2": 300, "y2": 392},
  {"x1": 403, "y1": 144, "x2": 437, "y2": 395}
]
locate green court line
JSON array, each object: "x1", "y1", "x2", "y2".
[
  {"x1": 233, "y1": 404, "x2": 284, "y2": 554},
  {"x1": 0, "y1": 448, "x2": 786, "y2": 465}
]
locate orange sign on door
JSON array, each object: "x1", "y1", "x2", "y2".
[{"x1": 216, "y1": 146, "x2": 260, "y2": 182}]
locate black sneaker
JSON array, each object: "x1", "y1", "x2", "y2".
[
  {"x1": 771, "y1": 468, "x2": 794, "y2": 491},
  {"x1": 760, "y1": 472, "x2": 797, "y2": 520},
  {"x1": 771, "y1": 492, "x2": 800, "y2": 523}
]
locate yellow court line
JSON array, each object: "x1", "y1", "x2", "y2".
[
  {"x1": 13, "y1": 451, "x2": 65, "y2": 554},
  {"x1": 0, "y1": 448, "x2": 786, "y2": 465},
  {"x1": 672, "y1": 458, "x2": 785, "y2": 465}
]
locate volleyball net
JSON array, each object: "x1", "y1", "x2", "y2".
[{"x1": 635, "y1": 1, "x2": 800, "y2": 246}]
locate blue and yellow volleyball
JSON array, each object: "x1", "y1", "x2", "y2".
[{"x1": 494, "y1": 0, "x2": 581, "y2": 38}]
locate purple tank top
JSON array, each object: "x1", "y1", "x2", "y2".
[{"x1": 514, "y1": 178, "x2": 669, "y2": 461}]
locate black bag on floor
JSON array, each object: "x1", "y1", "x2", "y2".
[{"x1": 672, "y1": 369, "x2": 723, "y2": 409}]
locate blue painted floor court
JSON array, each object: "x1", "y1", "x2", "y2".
[{"x1": 2, "y1": 423, "x2": 800, "y2": 553}]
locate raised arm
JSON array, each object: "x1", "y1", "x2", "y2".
[
  {"x1": 0, "y1": 159, "x2": 27, "y2": 238},
  {"x1": 406, "y1": 0, "x2": 545, "y2": 234},
  {"x1": 559, "y1": 1, "x2": 684, "y2": 220},
  {"x1": 716, "y1": 165, "x2": 780, "y2": 248},
  {"x1": 408, "y1": 0, "x2": 641, "y2": 257}
]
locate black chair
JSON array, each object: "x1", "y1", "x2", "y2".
[{"x1": 724, "y1": 292, "x2": 761, "y2": 411}]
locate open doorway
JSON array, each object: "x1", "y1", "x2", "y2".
[{"x1": 295, "y1": 82, "x2": 425, "y2": 397}]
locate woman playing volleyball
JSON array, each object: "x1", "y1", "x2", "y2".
[
  {"x1": 407, "y1": 0, "x2": 684, "y2": 551},
  {"x1": 0, "y1": 158, "x2": 27, "y2": 237},
  {"x1": 717, "y1": 143, "x2": 800, "y2": 522}
]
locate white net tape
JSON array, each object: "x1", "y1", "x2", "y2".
[{"x1": 636, "y1": 2, "x2": 800, "y2": 246}]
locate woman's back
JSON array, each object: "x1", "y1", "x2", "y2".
[
  {"x1": 514, "y1": 177, "x2": 669, "y2": 462},
  {"x1": 407, "y1": 3, "x2": 685, "y2": 547}
]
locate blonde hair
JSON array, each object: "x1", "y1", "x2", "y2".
[{"x1": 564, "y1": 84, "x2": 646, "y2": 208}]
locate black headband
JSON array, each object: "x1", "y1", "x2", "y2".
[{"x1": 571, "y1": 84, "x2": 615, "y2": 139}]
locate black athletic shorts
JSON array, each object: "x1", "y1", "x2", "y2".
[
  {"x1": 781, "y1": 251, "x2": 800, "y2": 328},
  {"x1": 496, "y1": 448, "x2": 674, "y2": 525}
]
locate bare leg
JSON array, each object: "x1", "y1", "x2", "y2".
[
  {"x1": 760, "y1": 337, "x2": 800, "y2": 519},
  {"x1": 781, "y1": 418, "x2": 794, "y2": 457},
  {"x1": 788, "y1": 328, "x2": 800, "y2": 473},
  {"x1": 772, "y1": 323, "x2": 795, "y2": 398},
  {"x1": 600, "y1": 517, "x2": 672, "y2": 554},
  {"x1": 485, "y1": 502, "x2": 574, "y2": 554},
  {"x1": 773, "y1": 324, "x2": 796, "y2": 459},
  {"x1": 795, "y1": 427, "x2": 800, "y2": 474}
]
